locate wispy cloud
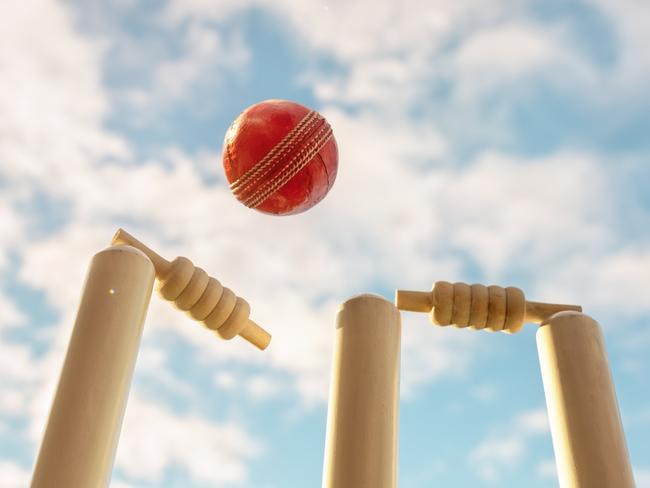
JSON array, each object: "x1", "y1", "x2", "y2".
[
  {"x1": 469, "y1": 408, "x2": 551, "y2": 483},
  {"x1": 115, "y1": 395, "x2": 261, "y2": 485},
  {"x1": 0, "y1": 461, "x2": 30, "y2": 488},
  {"x1": 636, "y1": 467, "x2": 650, "y2": 488}
]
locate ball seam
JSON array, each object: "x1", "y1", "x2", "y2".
[
  {"x1": 245, "y1": 123, "x2": 333, "y2": 208},
  {"x1": 230, "y1": 110, "x2": 320, "y2": 195}
]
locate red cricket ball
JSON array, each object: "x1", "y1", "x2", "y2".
[{"x1": 222, "y1": 99, "x2": 338, "y2": 215}]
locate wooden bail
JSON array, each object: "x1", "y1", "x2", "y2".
[
  {"x1": 112, "y1": 229, "x2": 271, "y2": 350},
  {"x1": 395, "y1": 282, "x2": 581, "y2": 333}
]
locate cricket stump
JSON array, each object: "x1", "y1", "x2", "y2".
[
  {"x1": 536, "y1": 312, "x2": 634, "y2": 487},
  {"x1": 322, "y1": 294, "x2": 401, "y2": 488},
  {"x1": 31, "y1": 245, "x2": 155, "y2": 488}
]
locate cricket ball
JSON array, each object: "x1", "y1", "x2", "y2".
[{"x1": 222, "y1": 99, "x2": 338, "y2": 215}]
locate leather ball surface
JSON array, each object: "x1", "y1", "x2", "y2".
[{"x1": 222, "y1": 99, "x2": 338, "y2": 215}]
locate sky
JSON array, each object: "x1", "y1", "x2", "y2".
[{"x1": 1, "y1": 0, "x2": 649, "y2": 486}]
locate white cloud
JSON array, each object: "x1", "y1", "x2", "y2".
[
  {"x1": 165, "y1": 0, "x2": 525, "y2": 64},
  {"x1": 159, "y1": 0, "x2": 622, "y2": 116},
  {"x1": 155, "y1": 23, "x2": 247, "y2": 99},
  {"x1": 469, "y1": 408, "x2": 550, "y2": 482},
  {"x1": 536, "y1": 459, "x2": 557, "y2": 479},
  {"x1": 115, "y1": 395, "x2": 261, "y2": 485},
  {"x1": 456, "y1": 24, "x2": 555, "y2": 75},
  {"x1": 308, "y1": 55, "x2": 433, "y2": 108},
  {"x1": 0, "y1": 341, "x2": 38, "y2": 383},
  {"x1": 136, "y1": 344, "x2": 198, "y2": 399},
  {"x1": 535, "y1": 246, "x2": 650, "y2": 320},
  {"x1": 162, "y1": 0, "x2": 521, "y2": 112},
  {"x1": 0, "y1": 339, "x2": 41, "y2": 425},
  {"x1": 590, "y1": 0, "x2": 650, "y2": 93},
  {"x1": 18, "y1": 225, "x2": 111, "y2": 315},
  {"x1": 516, "y1": 409, "x2": 550, "y2": 434},
  {"x1": 0, "y1": 292, "x2": 26, "y2": 330},
  {"x1": 0, "y1": 0, "x2": 128, "y2": 192},
  {"x1": 401, "y1": 314, "x2": 476, "y2": 397},
  {"x1": 472, "y1": 436, "x2": 525, "y2": 481},
  {"x1": 214, "y1": 371, "x2": 237, "y2": 390},
  {"x1": 0, "y1": 462, "x2": 30, "y2": 488},
  {"x1": 471, "y1": 383, "x2": 499, "y2": 404},
  {"x1": 452, "y1": 22, "x2": 594, "y2": 101},
  {"x1": 110, "y1": 481, "x2": 136, "y2": 488},
  {"x1": 121, "y1": 21, "x2": 250, "y2": 118},
  {"x1": 0, "y1": 387, "x2": 26, "y2": 416},
  {"x1": 157, "y1": 0, "x2": 650, "y2": 133},
  {"x1": 0, "y1": 199, "x2": 25, "y2": 271},
  {"x1": 246, "y1": 374, "x2": 285, "y2": 400},
  {"x1": 636, "y1": 467, "x2": 650, "y2": 488},
  {"x1": 434, "y1": 152, "x2": 611, "y2": 278}
]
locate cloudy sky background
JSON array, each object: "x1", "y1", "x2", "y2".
[{"x1": 1, "y1": 0, "x2": 650, "y2": 486}]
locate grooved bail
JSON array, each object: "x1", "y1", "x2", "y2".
[
  {"x1": 395, "y1": 282, "x2": 581, "y2": 334},
  {"x1": 112, "y1": 228, "x2": 271, "y2": 350}
]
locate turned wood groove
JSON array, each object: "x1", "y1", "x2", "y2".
[
  {"x1": 395, "y1": 282, "x2": 581, "y2": 333},
  {"x1": 112, "y1": 229, "x2": 271, "y2": 350}
]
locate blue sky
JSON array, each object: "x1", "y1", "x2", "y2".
[{"x1": 1, "y1": 0, "x2": 649, "y2": 486}]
